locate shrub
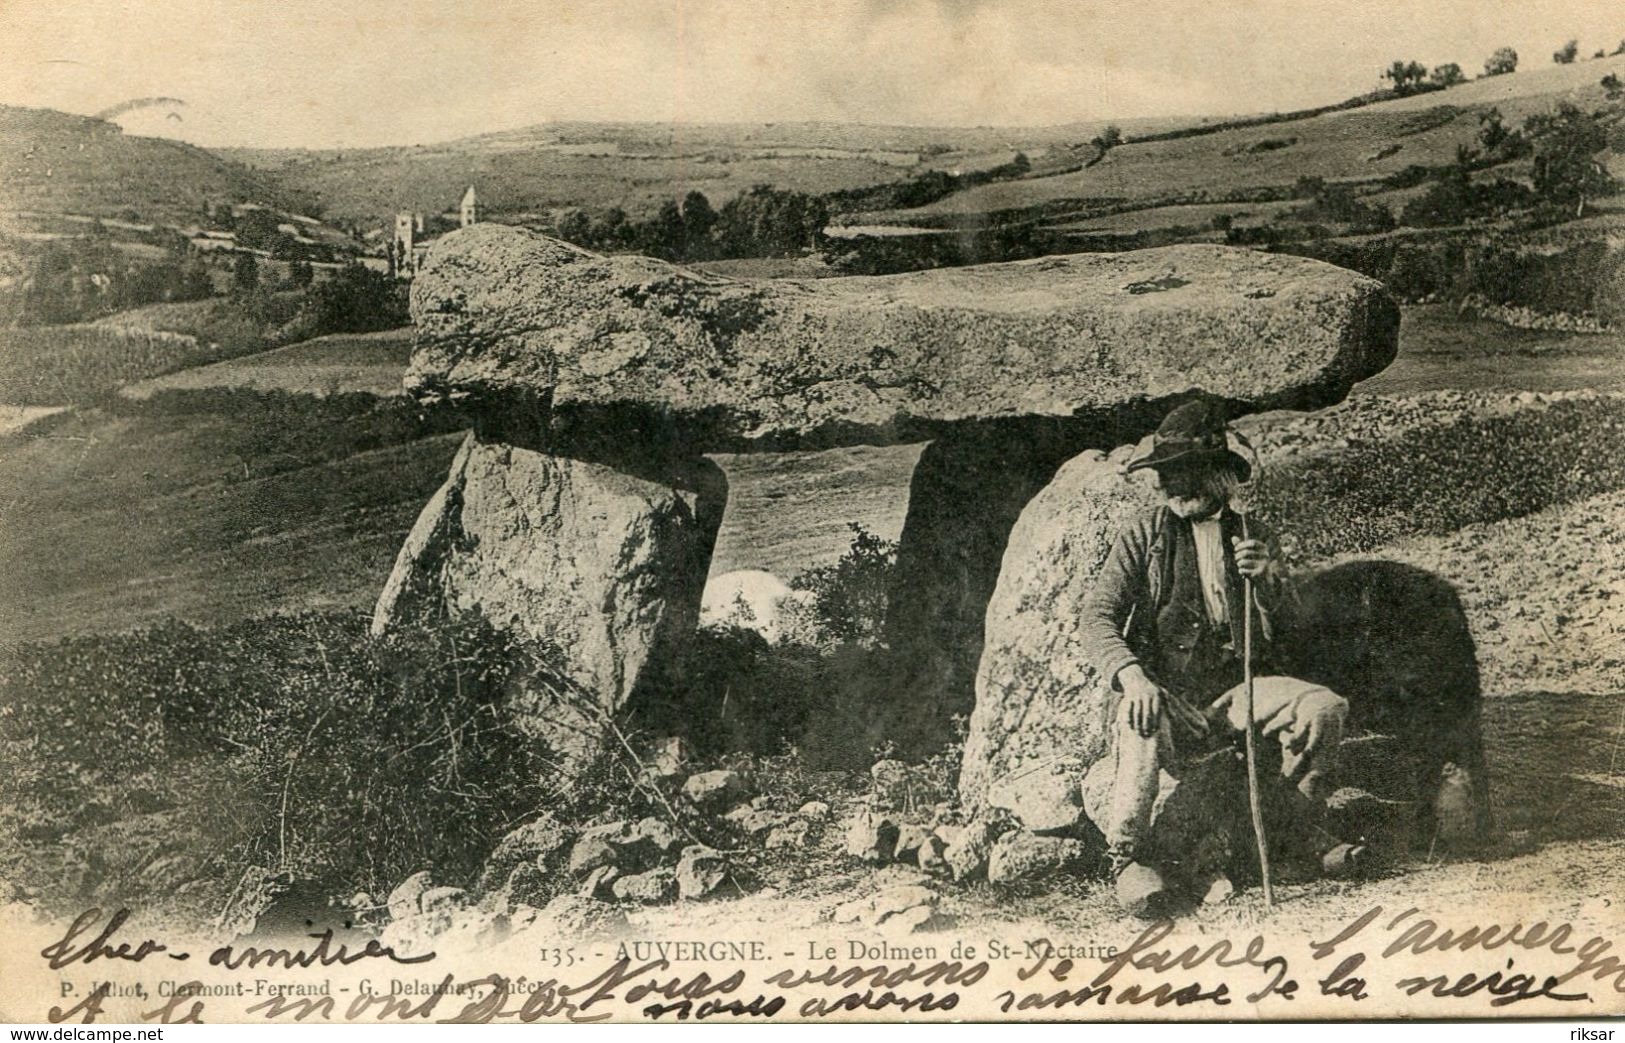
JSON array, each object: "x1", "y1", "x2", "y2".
[
  {"x1": 790, "y1": 523, "x2": 898, "y2": 647},
  {"x1": 296, "y1": 261, "x2": 409, "y2": 335},
  {"x1": 1295, "y1": 182, "x2": 1395, "y2": 232},
  {"x1": 0, "y1": 612, "x2": 564, "y2": 894},
  {"x1": 9, "y1": 240, "x2": 213, "y2": 326},
  {"x1": 1483, "y1": 46, "x2": 1518, "y2": 77}
]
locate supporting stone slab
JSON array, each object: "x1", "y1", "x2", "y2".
[{"x1": 372, "y1": 435, "x2": 726, "y2": 771}]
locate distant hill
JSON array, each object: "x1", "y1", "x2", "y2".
[
  {"x1": 0, "y1": 105, "x2": 310, "y2": 224},
  {"x1": 219, "y1": 117, "x2": 1194, "y2": 228}
]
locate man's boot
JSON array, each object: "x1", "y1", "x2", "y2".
[{"x1": 1110, "y1": 850, "x2": 1174, "y2": 919}]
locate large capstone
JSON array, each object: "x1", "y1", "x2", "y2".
[
  {"x1": 406, "y1": 225, "x2": 1398, "y2": 453},
  {"x1": 372, "y1": 434, "x2": 726, "y2": 771}
]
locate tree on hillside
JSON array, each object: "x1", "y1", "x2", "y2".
[
  {"x1": 300, "y1": 261, "x2": 408, "y2": 333},
  {"x1": 1430, "y1": 63, "x2": 1467, "y2": 88},
  {"x1": 1553, "y1": 39, "x2": 1580, "y2": 64},
  {"x1": 1526, "y1": 103, "x2": 1618, "y2": 216},
  {"x1": 640, "y1": 199, "x2": 686, "y2": 259},
  {"x1": 681, "y1": 191, "x2": 718, "y2": 258},
  {"x1": 1478, "y1": 108, "x2": 1510, "y2": 152},
  {"x1": 591, "y1": 207, "x2": 632, "y2": 250},
  {"x1": 1383, "y1": 60, "x2": 1429, "y2": 95},
  {"x1": 714, "y1": 185, "x2": 828, "y2": 257},
  {"x1": 1091, "y1": 125, "x2": 1123, "y2": 151},
  {"x1": 1483, "y1": 47, "x2": 1519, "y2": 77},
  {"x1": 1613, "y1": 39, "x2": 1625, "y2": 56},
  {"x1": 232, "y1": 251, "x2": 259, "y2": 292},
  {"x1": 555, "y1": 208, "x2": 592, "y2": 245},
  {"x1": 1604, "y1": 73, "x2": 1624, "y2": 100}
]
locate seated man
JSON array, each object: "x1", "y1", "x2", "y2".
[{"x1": 1077, "y1": 398, "x2": 1352, "y2": 917}]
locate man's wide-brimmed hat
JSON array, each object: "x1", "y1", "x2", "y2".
[{"x1": 1125, "y1": 398, "x2": 1252, "y2": 481}]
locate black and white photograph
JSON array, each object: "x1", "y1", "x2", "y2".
[{"x1": 1, "y1": 0, "x2": 1623, "y2": 1025}]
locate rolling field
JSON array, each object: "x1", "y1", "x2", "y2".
[
  {"x1": 0, "y1": 324, "x2": 206, "y2": 406},
  {"x1": 0, "y1": 407, "x2": 461, "y2": 644},
  {"x1": 122, "y1": 327, "x2": 414, "y2": 400},
  {"x1": 221, "y1": 118, "x2": 1190, "y2": 226}
]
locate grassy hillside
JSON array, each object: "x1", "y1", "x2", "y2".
[
  {"x1": 122, "y1": 327, "x2": 414, "y2": 400},
  {"x1": 0, "y1": 405, "x2": 461, "y2": 644},
  {"x1": 882, "y1": 54, "x2": 1625, "y2": 223},
  {"x1": 221, "y1": 118, "x2": 1192, "y2": 227},
  {"x1": 0, "y1": 105, "x2": 306, "y2": 224}
]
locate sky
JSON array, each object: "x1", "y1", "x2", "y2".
[{"x1": 0, "y1": 0, "x2": 1620, "y2": 148}]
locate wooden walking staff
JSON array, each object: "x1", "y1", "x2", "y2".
[{"x1": 1231, "y1": 426, "x2": 1274, "y2": 909}]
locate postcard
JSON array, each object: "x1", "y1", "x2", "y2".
[{"x1": 1, "y1": 0, "x2": 1622, "y2": 1025}]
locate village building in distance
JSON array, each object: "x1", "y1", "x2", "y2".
[{"x1": 387, "y1": 185, "x2": 479, "y2": 279}]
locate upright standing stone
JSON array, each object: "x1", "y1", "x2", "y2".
[
  {"x1": 372, "y1": 436, "x2": 726, "y2": 772},
  {"x1": 958, "y1": 450, "x2": 1161, "y2": 809}
]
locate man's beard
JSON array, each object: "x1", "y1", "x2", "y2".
[{"x1": 1166, "y1": 493, "x2": 1224, "y2": 519}]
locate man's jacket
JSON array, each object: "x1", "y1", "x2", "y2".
[{"x1": 1078, "y1": 505, "x2": 1289, "y2": 702}]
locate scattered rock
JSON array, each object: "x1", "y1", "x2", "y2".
[
  {"x1": 421, "y1": 886, "x2": 469, "y2": 914},
  {"x1": 480, "y1": 813, "x2": 571, "y2": 890},
  {"x1": 798, "y1": 801, "x2": 832, "y2": 822},
  {"x1": 844, "y1": 807, "x2": 900, "y2": 863},
  {"x1": 675, "y1": 846, "x2": 729, "y2": 900},
  {"x1": 894, "y1": 823, "x2": 932, "y2": 865},
  {"x1": 650, "y1": 736, "x2": 689, "y2": 778},
  {"x1": 618, "y1": 817, "x2": 683, "y2": 867},
  {"x1": 500, "y1": 863, "x2": 559, "y2": 912},
  {"x1": 766, "y1": 821, "x2": 810, "y2": 850},
  {"x1": 724, "y1": 804, "x2": 791, "y2": 837},
  {"x1": 567, "y1": 838, "x2": 618, "y2": 878},
  {"x1": 683, "y1": 770, "x2": 749, "y2": 808},
  {"x1": 387, "y1": 870, "x2": 434, "y2": 922},
  {"x1": 612, "y1": 867, "x2": 678, "y2": 904},
  {"x1": 985, "y1": 763, "x2": 1085, "y2": 834},
  {"x1": 227, "y1": 872, "x2": 354, "y2": 941},
  {"x1": 945, "y1": 820, "x2": 1003, "y2": 882},
  {"x1": 1201, "y1": 875, "x2": 1236, "y2": 906},
  {"x1": 986, "y1": 832, "x2": 1088, "y2": 886},
  {"x1": 579, "y1": 865, "x2": 619, "y2": 900},
  {"x1": 578, "y1": 820, "x2": 633, "y2": 844},
  {"x1": 917, "y1": 835, "x2": 950, "y2": 877}
]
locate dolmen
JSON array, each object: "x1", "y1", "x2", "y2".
[{"x1": 373, "y1": 223, "x2": 1399, "y2": 774}]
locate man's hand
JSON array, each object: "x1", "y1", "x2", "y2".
[
  {"x1": 1118, "y1": 664, "x2": 1164, "y2": 738},
  {"x1": 1231, "y1": 536, "x2": 1274, "y2": 578}
]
